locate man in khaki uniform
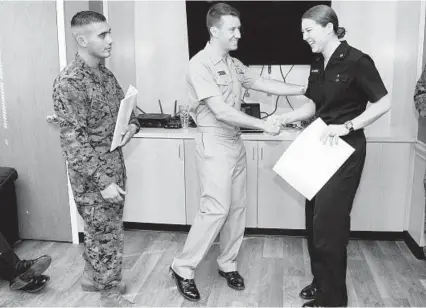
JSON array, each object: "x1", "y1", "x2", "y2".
[{"x1": 170, "y1": 3, "x2": 307, "y2": 302}]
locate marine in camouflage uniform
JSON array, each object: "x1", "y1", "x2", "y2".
[
  {"x1": 52, "y1": 54, "x2": 140, "y2": 290},
  {"x1": 414, "y1": 65, "x2": 426, "y2": 257},
  {"x1": 415, "y1": 66, "x2": 426, "y2": 118}
]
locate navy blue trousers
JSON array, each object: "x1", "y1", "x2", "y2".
[{"x1": 306, "y1": 132, "x2": 366, "y2": 306}]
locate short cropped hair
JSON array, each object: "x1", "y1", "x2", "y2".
[
  {"x1": 206, "y1": 3, "x2": 240, "y2": 35},
  {"x1": 71, "y1": 11, "x2": 106, "y2": 28}
]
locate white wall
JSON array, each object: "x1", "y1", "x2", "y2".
[
  {"x1": 134, "y1": 0, "x2": 190, "y2": 114},
  {"x1": 332, "y1": 1, "x2": 395, "y2": 135},
  {"x1": 108, "y1": 1, "x2": 136, "y2": 93}
]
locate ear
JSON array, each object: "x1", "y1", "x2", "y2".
[
  {"x1": 76, "y1": 35, "x2": 88, "y2": 48},
  {"x1": 210, "y1": 26, "x2": 219, "y2": 38},
  {"x1": 326, "y1": 22, "x2": 334, "y2": 35}
]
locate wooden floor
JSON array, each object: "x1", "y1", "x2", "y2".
[{"x1": 1, "y1": 230, "x2": 426, "y2": 307}]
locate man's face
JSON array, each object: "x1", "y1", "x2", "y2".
[
  {"x1": 80, "y1": 22, "x2": 113, "y2": 59},
  {"x1": 301, "y1": 18, "x2": 331, "y2": 54},
  {"x1": 213, "y1": 15, "x2": 241, "y2": 52}
]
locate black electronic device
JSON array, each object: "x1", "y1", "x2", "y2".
[
  {"x1": 240, "y1": 103, "x2": 264, "y2": 133},
  {"x1": 164, "y1": 117, "x2": 181, "y2": 129},
  {"x1": 186, "y1": 1, "x2": 331, "y2": 65},
  {"x1": 137, "y1": 99, "x2": 171, "y2": 128},
  {"x1": 164, "y1": 100, "x2": 182, "y2": 129},
  {"x1": 137, "y1": 113, "x2": 171, "y2": 128}
]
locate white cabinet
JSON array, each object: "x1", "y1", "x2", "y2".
[
  {"x1": 257, "y1": 141, "x2": 305, "y2": 229},
  {"x1": 122, "y1": 138, "x2": 186, "y2": 224},
  {"x1": 352, "y1": 142, "x2": 411, "y2": 231},
  {"x1": 185, "y1": 140, "x2": 258, "y2": 227},
  {"x1": 120, "y1": 134, "x2": 414, "y2": 233},
  {"x1": 408, "y1": 142, "x2": 426, "y2": 246},
  {"x1": 256, "y1": 141, "x2": 411, "y2": 231},
  {"x1": 244, "y1": 141, "x2": 259, "y2": 228},
  {"x1": 184, "y1": 139, "x2": 199, "y2": 225}
]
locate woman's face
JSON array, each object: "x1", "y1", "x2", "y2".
[{"x1": 301, "y1": 18, "x2": 331, "y2": 54}]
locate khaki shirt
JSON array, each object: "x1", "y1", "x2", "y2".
[{"x1": 187, "y1": 43, "x2": 260, "y2": 130}]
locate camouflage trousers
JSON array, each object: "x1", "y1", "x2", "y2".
[
  {"x1": 75, "y1": 189, "x2": 125, "y2": 290},
  {"x1": 424, "y1": 173, "x2": 426, "y2": 257}
]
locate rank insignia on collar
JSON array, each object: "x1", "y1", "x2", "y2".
[{"x1": 311, "y1": 69, "x2": 319, "y2": 73}]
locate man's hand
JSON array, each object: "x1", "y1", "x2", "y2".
[
  {"x1": 320, "y1": 124, "x2": 349, "y2": 146},
  {"x1": 100, "y1": 183, "x2": 126, "y2": 203},
  {"x1": 278, "y1": 113, "x2": 292, "y2": 126},
  {"x1": 262, "y1": 116, "x2": 281, "y2": 136},
  {"x1": 119, "y1": 124, "x2": 138, "y2": 147}
]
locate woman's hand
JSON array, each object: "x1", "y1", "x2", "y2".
[
  {"x1": 320, "y1": 124, "x2": 349, "y2": 146},
  {"x1": 278, "y1": 113, "x2": 292, "y2": 126}
]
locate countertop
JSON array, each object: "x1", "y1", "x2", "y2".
[{"x1": 133, "y1": 127, "x2": 417, "y2": 143}]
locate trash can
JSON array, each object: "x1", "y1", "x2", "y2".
[{"x1": 0, "y1": 167, "x2": 19, "y2": 247}]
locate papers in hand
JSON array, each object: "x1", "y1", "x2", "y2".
[
  {"x1": 110, "y1": 85, "x2": 138, "y2": 152},
  {"x1": 273, "y1": 118, "x2": 355, "y2": 200}
]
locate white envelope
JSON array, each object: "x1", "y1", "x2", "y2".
[
  {"x1": 110, "y1": 85, "x2": 138, "y2": 152},
  {"x1": 273, "y1": 118, "x2": 355, "y2": 200}
]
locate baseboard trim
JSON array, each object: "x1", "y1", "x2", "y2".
[
  {"x1": 403, "y1": 231, "x2": 426, "y2": 260},
  {"x1": 124, "y1": 222, "x2": 190, "y2": 232},
  {"x1": 245, "y1": 228, "x2": 306, "y2": 237},
  {"x1": 78, "y1": 232, "x2": 84, "y2": 243}
]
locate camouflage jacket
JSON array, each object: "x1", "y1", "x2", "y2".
[
  {"x1": 414, "y1": 65, "x2": 426, "y2": 117},
  {"x1": 52, "y1": 54, "x2": 140, "y2": 191}
]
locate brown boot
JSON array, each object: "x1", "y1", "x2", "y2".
[
  {"x1": 100, "y1": 288, "x2": 134, "y2": 307},
  {"x1": 80, "y1": 260, "x2": 126, "y2": 294}
]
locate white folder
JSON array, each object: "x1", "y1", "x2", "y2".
[
  {"x1": 273, "y1": 118, "x2": 355, "y2": 200},
  {"x1": 110, "y1": 85, "x2": 138, "y2": 152}
]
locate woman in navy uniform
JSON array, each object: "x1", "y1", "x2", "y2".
[{"x1": 278, "y1": 5, "x2": 391, "y2": 307}]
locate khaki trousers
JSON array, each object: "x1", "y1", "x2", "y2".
[{"x1": 172, "y1": 127, "x2": 247, "y2": 279}]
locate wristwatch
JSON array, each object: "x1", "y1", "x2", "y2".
[{"x1": 344, "y1": 120, "x2": 354, "y2": 133}]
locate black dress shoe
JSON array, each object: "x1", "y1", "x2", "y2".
[
  {"x1": 169, "y1": 267, "x2": 200, "y2": 302},
  {"x1": 16, "y1": 255, "x2": 52, "y2": 281},
  {"x1": 302, "y1": 299, "x2": 321, "y2": 307},
  {"x1": 10, "y1": 256, "x2": 52, "y2": 290},
  {"x1": 10, "y1": 275, "x2": 50, "y2": 293},
  {"x1": 20, "y1": 275, "x2": 50, "y2": 293},
  {"x1": 218, "y1": 270, "x2": 245, "y2": 290},
  {"x1": 299, "y1": 283, "x2": 318, "y2": 300}
]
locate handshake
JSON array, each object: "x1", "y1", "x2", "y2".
[{"x1": 261, "y1": 115, "x2": 286, "y2": 136}]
